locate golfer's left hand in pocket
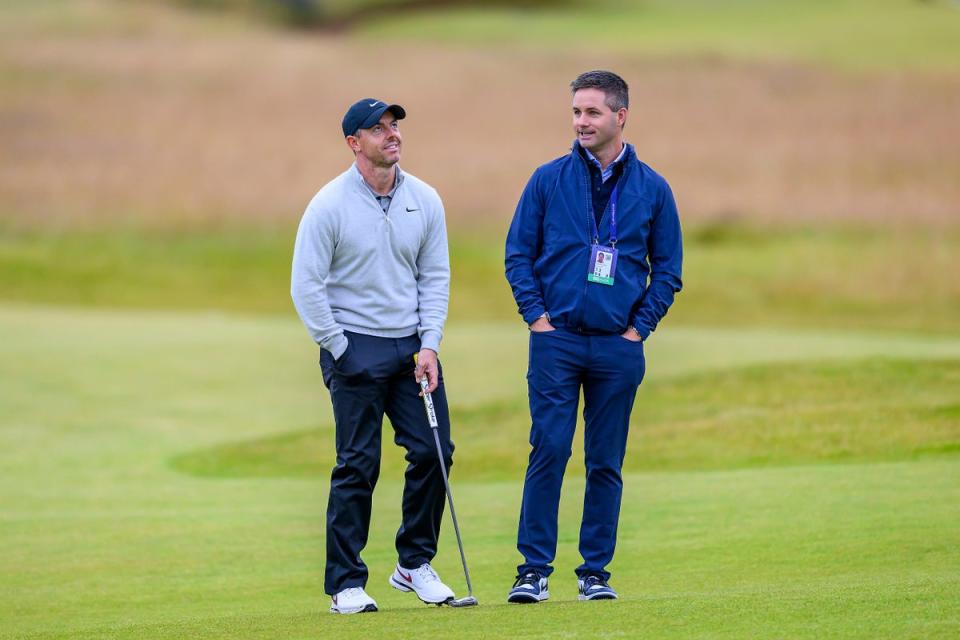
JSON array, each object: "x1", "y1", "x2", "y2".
[{"x1": 415, "y1": 348, "x2": 440, "y2": 394}]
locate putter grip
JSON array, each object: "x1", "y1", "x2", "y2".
[
  {"x1": 420, "y1": 377, "x2": 439, "y2": 428},
  {"x1": 414, "y1": 355, "x2": 440, "y2": 429}
]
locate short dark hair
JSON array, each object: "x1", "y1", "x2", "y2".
[{"x1": 570, "y1": 70, "x2": 629, "y2": 111}]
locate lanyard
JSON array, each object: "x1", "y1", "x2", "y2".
[{"x1": 589, "y1": 184, "x2": 619, "y2": 247}]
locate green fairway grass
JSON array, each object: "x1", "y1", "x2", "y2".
[
  {"x1": 6, "y1": 461, "x2": 959, "y2": 639},
  {"x1": 2, "y1": 304, "x2": 959, "y2": 638}
]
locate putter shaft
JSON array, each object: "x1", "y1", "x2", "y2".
[{"x1": 418, "y1": 375, "x2": 475, "y2": 600}]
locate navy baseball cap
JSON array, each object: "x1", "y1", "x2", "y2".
[{"x1": 341, "y1": 98, "x2": 406, "y2": 137}]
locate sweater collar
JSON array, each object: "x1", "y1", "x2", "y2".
[{"x1": 351, "y1": 162, "x2": 404, "y2": 198}]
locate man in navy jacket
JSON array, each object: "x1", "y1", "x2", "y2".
[{"x1": 504, "y1": 70, "x2": 683, "y2": 603}]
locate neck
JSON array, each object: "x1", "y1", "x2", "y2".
[
  {"x1": 591, "y1": 140, "x2": 624, "y2": 171},
  {"x1": 356, "y1": 158, "x2": 396, "y2": 196}
]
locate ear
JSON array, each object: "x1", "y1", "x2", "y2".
[
  {"x1": 617, "y1": 107, "x2": 628, "y2": 128},
  {"x1": 345, "y1": 134, "x2": 360, "y2": 154}
]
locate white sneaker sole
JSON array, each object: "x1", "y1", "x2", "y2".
[
  {"x1": 578, "y1": 592, "x2": 618, "y2": 601},
  {"x1": 389, "y1": 574, "x2": 453, "y2": 605},
  {"x1": 507, "y1": 589, "x2": 549, "y2": 604},
  {"x1": 329, "y1": 603, "x2": 378, "y2": 614}
]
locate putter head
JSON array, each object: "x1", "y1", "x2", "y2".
[{"x1": 447, "y1": 596, "x2": 478, "y2": 607}]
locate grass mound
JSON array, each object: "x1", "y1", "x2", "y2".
[{"x1": 170, "y1": 357, "x2": 960, "y2": 480}]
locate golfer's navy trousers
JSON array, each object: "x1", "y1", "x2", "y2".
[
  {"x1": 517, "y1": 328, "x2": 645, "y2": 581},
  {"x1": 319, "y1": 331, "x2": 453, "y2": 595}
]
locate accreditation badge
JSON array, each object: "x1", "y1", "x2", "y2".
[{"x1": 587, "y1": 244, "x2": 618, "y2": 286}]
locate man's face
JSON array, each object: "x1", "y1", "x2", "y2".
[
  {"x1": 348, "y1": 112, "x2": 402, "y2": 166},
  {"x1": 572, "y1": 88, "x2": 625, "y2": 152}
]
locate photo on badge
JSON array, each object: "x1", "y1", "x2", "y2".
[{"x1": 587, "y1": 245, "x2": 618, "y2": 285}]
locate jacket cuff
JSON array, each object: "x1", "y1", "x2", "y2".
[
  {"x1": 522, "y1": 306, "x2": 547, "y2": 326},
  {"x1": 632, "y1": 318, "x2": 651, "y2": 341}
]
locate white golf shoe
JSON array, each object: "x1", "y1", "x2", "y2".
[
  {"x1": 389, "y1": 562, "x2": 455, "y2": 604},
  {"x1": 329, "y1": 586, "x2": 378, "y2": 614}
]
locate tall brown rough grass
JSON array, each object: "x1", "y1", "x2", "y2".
[{"x1": 0, "y1": 3, "x2": 958, "y2": 230}]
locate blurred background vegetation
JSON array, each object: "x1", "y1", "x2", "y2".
[
  {"x1": 2, "y1": 0, "x2": 958, "y2": 332},
  {"x1": 167, "y1": 0, "x2": 574, "y2": 28}
]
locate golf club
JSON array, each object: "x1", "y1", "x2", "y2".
[{"x1": 415, "y1": 355, "x2": 478, "y2": 608}]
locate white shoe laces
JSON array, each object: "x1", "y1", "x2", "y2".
[
  {"x1": 341, "y1": 587, "x2": 365, "y2": 599},
  {"x1": 415, "y1": 563, "x2": 440, "y2": 583}
]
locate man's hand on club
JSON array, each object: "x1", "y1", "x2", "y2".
[{"x1": 415, "y1": 348, "x2": 440, "y2": 394}]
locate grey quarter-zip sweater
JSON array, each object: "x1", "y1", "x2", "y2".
[{"x1": 291, "y1": 163, "x2": 450, "y2": 359}]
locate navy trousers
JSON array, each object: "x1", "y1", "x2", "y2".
[
  {"x1": 517, "y1": 328, "x2": 645, "y2": 580},
  {"x1": 319, "y1": 331, "x2": 453, "y2": 595}
]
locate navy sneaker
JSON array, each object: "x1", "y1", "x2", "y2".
[
  {"x1": 507, "y1": 571, "x2": 549, "y2": 603},
  {"x1": 578, "y1": 574, "x2": 618, "y2": 601}
]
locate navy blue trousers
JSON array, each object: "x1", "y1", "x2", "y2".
[
  {"x1": 517, "y1": 328, "x2": 645, "y2": 581},
  {"x1": 319, "y1": 331, "x2": 453, "y2": 595}
]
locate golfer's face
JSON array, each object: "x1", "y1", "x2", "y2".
[
  {"x1": 572, "y1": 88, "x2": 623, "y2": 152},
  {"x1": 355, "y1": 114, "x2": 402, "y2": 167}
]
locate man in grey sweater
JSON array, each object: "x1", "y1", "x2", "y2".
[{"x1": 291, "y1": 98, "x2": 455, "y2": 614}]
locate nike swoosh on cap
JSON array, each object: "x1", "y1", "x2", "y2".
[{"x1": 369, "y1": 101, "x2": 380, "y2": 107}]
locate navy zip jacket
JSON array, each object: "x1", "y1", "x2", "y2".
[{"x1": 505, "y1": 141, "x2": 683, "y2": 339}]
